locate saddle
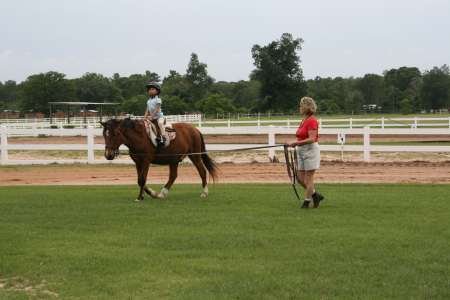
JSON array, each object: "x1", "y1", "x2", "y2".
[{"x1": 143, "y1": 119, "x2": 176, "y2": 148}]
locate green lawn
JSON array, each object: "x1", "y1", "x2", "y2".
[{"x1": 1, "y1": 183, "x2": 449, "y2": 299}]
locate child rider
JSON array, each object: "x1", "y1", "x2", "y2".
[{"x1": 144, "y1": 82, "x2": 166, "y2": 147}]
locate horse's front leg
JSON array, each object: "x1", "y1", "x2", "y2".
[{"x1": 135, "y1": 162, "x2": 157, "y2": 201}]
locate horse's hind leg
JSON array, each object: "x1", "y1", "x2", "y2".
[
  {"x1": 189, "y1": 154, "x2": 209, "y2": 197},
  {"x1": 158, "y1": 163, "x2": 179, "y2": 198}
]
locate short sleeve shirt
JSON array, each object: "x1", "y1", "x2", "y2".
[
  {"x1": 296, "y1": 116, "x2": 319, "y2": 142},
  {"x1": 147, "y1": 96, "x2": 164, "y2": 119}
]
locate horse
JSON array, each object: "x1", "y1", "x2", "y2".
[{"x1": 100, "y1": 118, "x2": 219, "y2": 201}]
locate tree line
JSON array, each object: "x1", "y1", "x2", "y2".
[{"x1": 1, "y1": 33, "x2": 449, "y2": 118}]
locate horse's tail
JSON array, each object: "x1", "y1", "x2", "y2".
[{"x1": 200, "y1": 131, "x2": 220, "y2": 184}]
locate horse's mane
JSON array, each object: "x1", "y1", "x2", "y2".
[{"x1": 120, "y1": 118, "x2": 144, "y2": 136}]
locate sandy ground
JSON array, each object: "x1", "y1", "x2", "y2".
[{"x1": 1, "y1": 134, "x2": 449, "y2": 185}]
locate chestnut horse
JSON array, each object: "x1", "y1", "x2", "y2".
[{"x1": 100, "y1": 118, "x2": 219, "y2": 201}]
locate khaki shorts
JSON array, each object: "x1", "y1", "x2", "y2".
[{"x1": 296, "y1": 142, "x2": 320, "y2": 171}]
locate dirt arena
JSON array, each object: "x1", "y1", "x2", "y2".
[{"x1": 1, "y1": 134, "x2": 449, "y2": 185}]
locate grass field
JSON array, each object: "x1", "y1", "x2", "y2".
[{"x1": 1, "y1": 183, "x2": 449, "y2": 299}]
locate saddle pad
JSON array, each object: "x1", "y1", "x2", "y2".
[{"x1": 144, "y1": 120, "x2": 176, "y2": 141}]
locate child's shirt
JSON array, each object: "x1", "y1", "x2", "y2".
[{"x1": 147, "y1": 96, "x2": 165, "y2": 119}]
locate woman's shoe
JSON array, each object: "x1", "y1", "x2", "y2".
[
  {"x1": 312, "y1": 192, "x2": 324, "y2": 208},
  {"x1": 300, "y1": 201, "x2": 310, "y2": 209}
]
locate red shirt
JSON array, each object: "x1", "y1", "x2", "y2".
[{"x1": 296, "y1": 116, "x2": 319, "y2": 142}]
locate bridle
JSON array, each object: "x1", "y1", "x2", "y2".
[{"x1": 104, "y1": 129, "x2": 124, "y2": 159}]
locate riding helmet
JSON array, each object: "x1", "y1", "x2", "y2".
[{"x1": 146, "y1": 82, "x2": 161, "y2": 93}]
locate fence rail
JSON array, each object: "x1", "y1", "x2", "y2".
[
  {"x1": 1, "y1": 116, "x2": 449, "y2": 133},
  {"x1": 1, "y1": 125, "x2": 449, "y2": 165}
]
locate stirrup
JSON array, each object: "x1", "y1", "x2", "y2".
[{"x1": 157, "y1": 135, "x2": 166, "y2": 147}]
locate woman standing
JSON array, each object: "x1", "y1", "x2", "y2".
[{"x1": 287, "y1": 97, "x2": 325, "y2": 209}]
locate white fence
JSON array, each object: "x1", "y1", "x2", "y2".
[
  {"x1": 1, "y1": 116, "x2": 450, "y2": 132},
  {"x1": 0, "y1": 114, "x2": 202, "y2": 129},
  {"x1": 196, "y1": 117, "x2": 450, "y2": 129},
  {"x1": 1, "y1": 125, "x2": 449, "y2": 165}
]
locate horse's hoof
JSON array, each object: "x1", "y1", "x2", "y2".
[
  {"x1": 135, "y1": 198, "x2": 142, "y2": 202},
  {"x1": 158, "y1": 188, "x2": 169, "y2": 198}
]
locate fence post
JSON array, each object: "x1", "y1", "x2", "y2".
[
  {"x1": 268, "y1": 125, "x2": 275, "y2": 159},
  {"x1": 87, "y1": 126, "x2": 94, "y2": 163},
  {"x1": 1, "y1": 126, "x2": 8, "y2": 165},
  {"x1": 364, "y1": 126, "x2": 370, "y2": 163},
  {"x1": 381, "y1": 117, "x2": 384, "y2": 129},
  {"x1": 350, "y1": 118, "x2": 353, "y2": 129}
]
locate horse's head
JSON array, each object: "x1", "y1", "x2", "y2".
[{"x1": 100, "y1": 119, "x2": 123, "y2": 160}]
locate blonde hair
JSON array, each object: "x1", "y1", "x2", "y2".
[{"x1": 300, "y1": 97, "x2": 317, "y2": 115}]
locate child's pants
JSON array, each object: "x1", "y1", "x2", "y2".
[{"x1": 156, "y1": 117, "x2": 166, "y2": 136}]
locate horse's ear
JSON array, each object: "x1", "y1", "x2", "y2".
[{"x1": 100, "y1": 121, "x2": 106, "y2": 127}]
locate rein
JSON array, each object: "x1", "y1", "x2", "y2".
[{"x1": 115, "y1": 144, "x2": 284, "y2": 157}]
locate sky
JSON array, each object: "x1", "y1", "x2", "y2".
[{"x1": 1, "y1": 0, "x2": 449, "y2": 84}]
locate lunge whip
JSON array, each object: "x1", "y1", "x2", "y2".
[{"x1": 283, "y1": 144, "x2": 300, "y2": 201}]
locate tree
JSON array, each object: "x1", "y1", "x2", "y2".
[
  {"x1": 420, "y1": 66, "x2": 450, "y2": 112},
  {"x1": 0, "y1": 80, "x2": 21, "y2": 110},
  {"x1": 210, "y1": 81, "x2": 234, "y2": 99},
  {"x1": 186, "y1": 53, "x2": 215, "y2": 107},
  {"x1": 230, "y1": 80, "x2": 260, "y2": 110},
  {"x1": 384, "y1": 67, "x2": 421, "y2": 110},
  {"x1": 21, "y1": 71, "x2": 76, "y2": 116},
  {"x1": 162, "y1": 95, "x2": 190, "y2": 115},
  {"x1": 120, "y1": 94, "x2": 148, "y2": 116},
  {"x1": 163, "y1": 70, "x2": 181, "y2": 84},
  {"x1": 195, "y1": 93, "x2": 235, "y2": 116},
  {"x1": 306, "y1": 76, "x2": 351, "y2": 110},
  {"x1": 398, "y1": 99, "x2": 413, "y2": 115},
  {"x1": 384, "y1": 67, "x2": 421, "y2": 92},
  {"x1": 250, "y1": 33, "x2": 307, "y2": 112},
  {"x1": 358, "y1": 74, "x2": 386, "y2": 109},
  {"x1": 405, "y1": 76, "x2": 423, "y2": 109},
  {"x1": 112, "y1": 71, "x2": 160, "y2": 100},
  {"x1": 318, "y1": 99, "x2": 339, "y2": 115},
  {"x1": 162, "y1": 75, "x2": 189, "y2": 100},
  {"x1": 73, "y1": 72, "x2": 124, "y2": 106},
  {"x1": 306, "y1": 76, "x2": 333, "y2": 101}
]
